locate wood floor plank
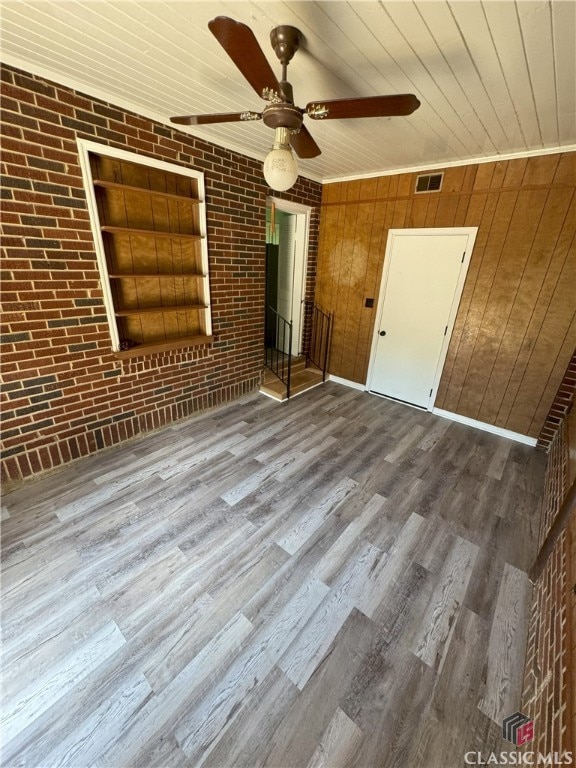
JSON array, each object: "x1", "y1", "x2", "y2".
[
  {"x1": 39, "y1": 672, "x2": 153, "y2": 768},
  {"x1": 411, "y1": 607, "x2": 497, "y2": 767},
  {"x1": 2, "y1": 591, "x2": 119, "y2": 701},
  {"x1": 174, "y1": 635, "x2": 275, "y2": 762},
  {"x1": 357, "y1": 512, "x2": 427, "y2": 619},
  {"x1": 275, "y1": 476, "x2": 358, "y2": 555},
  {"x1": 127, "y1": 734, "x2": 189, "y2": 768},
  {"x1": 306, "y1": 707, "x2": 363, "y2": 768},
  {"x1": 99, "y1": 612, "x2": 254, "y2": 767},
  {"x1": 194, "y1": 668, "x2": 300, "y2": 768},
  {"x1": 250, "y1": 575, "x2": 330, "y2": 658},
  {"x1": 478, "y1": 562, "x2": 533, "y2": 724},
  {"x1": 1, "y1": 621, "x2": 126, "y2": 746},
  {"x1": 221, "y1": 450, "x2": 302, "y2": 506},
  {"x1": 278, "y1": 542, "x2": 386, "y2": 689},
  {"x1": 241, "y1": 516, "x2": 348, "y2": 632},
  {"x1": 313, "y1": 492, "x2": 387, "y2": 584},
  {"x1": 1, "y1": 381, "x2": 545, "y2": 767},
  {"x1": 412, "y1": 535, "x2": 478, "y2": 669},
  {"x1": 384, "y1": 423, "x2": 428, "y2": 463},
  {"x1": 340, "y1": 639, "x2": 436, "y2": 768},
  {"x1": 263, "y1": 609, "x2": 378, "y2": 768}
]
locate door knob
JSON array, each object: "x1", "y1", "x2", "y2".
[{"x1": 379, "y1": 330, "x2": 386, "y2": 337}]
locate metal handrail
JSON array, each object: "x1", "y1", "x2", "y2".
[
  {"x1": 264, "y1": 305, "x2": 293, "y2": 399},
  {"x1": 305, "y1": 301, "x2": 332, "y2": 382}
]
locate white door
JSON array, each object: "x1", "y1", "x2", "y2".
[
  {"x1": 368, "y1": 229, "x2": 476, "y2": 409},
  {"x1": 276, "y1": 212, "x2": 296, "y2": 355},
  {"x1": 276, "y1": 211, "x2": 307, "y2": 356}
]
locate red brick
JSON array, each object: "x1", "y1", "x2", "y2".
[
  {"x1": 21, "y1": 129, "x2": 63, "y2": 149},
  {"x1": 0, "y1": 62, "x2": 320, "y2": 488}
]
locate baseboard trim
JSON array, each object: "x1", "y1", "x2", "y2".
[
  {"x1": 327, "y1": 378, "x2": 537, "y2": 445},
  {"x1": 432, "y1": 408, "x2": 537, "y2": 446},
  {"x1": 328, "y1": 375, "x2": 366, "y2": 391}
]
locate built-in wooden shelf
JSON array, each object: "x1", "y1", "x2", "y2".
[
  {"x1": 115, "y1": 303, "x2": 207, "y2": 316},
  {"x1": 86, "y1": 149, "x2": 212, "y2": 358},
  {"x1": 109, "y1": 273, "x2": 206, "y2": 279},
  {"x1": 94, "y1": 179, "x2": 201, "y2": 205},
  {"x1": 101, "y1": 226, "x2": 202, "y2": 241},
  {"x1": 113, "y1": 334, "x2": 214, "y2": 358}
]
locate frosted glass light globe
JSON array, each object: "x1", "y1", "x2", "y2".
[{"x1": 263, "y1": 146, "x2": 299, "y2": 191}]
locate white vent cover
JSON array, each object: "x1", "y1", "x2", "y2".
[{"x1": 415, "y1": 172, "x2": 443, "y2": 193}]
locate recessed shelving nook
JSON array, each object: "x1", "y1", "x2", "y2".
[{"x1": 78, "y1": 140, "x2": 212, "y2": 358}]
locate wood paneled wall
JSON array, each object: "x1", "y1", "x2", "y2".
[{"x1": 316, "y1": 152, "x2": 575, "y2": 438}]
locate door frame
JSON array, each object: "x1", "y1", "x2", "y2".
[
  {"x1": 366, "y1": 227, "x2": 478, "y2": 411},
  {"x1": 267, "y1": 196, "x2": 311, "y2": 356}
]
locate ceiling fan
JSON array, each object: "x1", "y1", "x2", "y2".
[{"x1": 170, "y1": 17, "x2": 421, "y2": 190}]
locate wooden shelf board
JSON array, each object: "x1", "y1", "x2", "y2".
[
  {"x1": 101, "y1": 226, "x2": 202, "y2": 240},
  {"x1": 94, "y1": 179, "x2": 200, "y2": 205},
  {"x1": 115, "y1": 303, "x2": 207, "y2": 316},
  {"x1": 113, "y1": 334, "x2": 214, "y2": 358},
  {"x1": 109, "y1": 273, "x2": 206, "y2": 279}
]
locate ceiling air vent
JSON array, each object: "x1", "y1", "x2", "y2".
[{"x1": 415, "y1": 172, "x2": 443, "y2": 193}]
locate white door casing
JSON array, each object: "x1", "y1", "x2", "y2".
[
  {"x1": 268, "y1": 197, "x2": 310, "y2": 357},
  {"x1": 367, "y1": 228, "x2": 477, "y2": 410}
]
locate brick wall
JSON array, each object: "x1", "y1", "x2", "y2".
[
  {"x1": 0, "y1": 64, "x2": 322, "y2": 487},
  {"x1": 537, "y1": 350, "x2": 576, "y2": 451},
  {"x1": 522, "y1": 524, "x2": 571, "y2": 753},
  {"x1": 570, "y1": 506, "x2": 576, "y2": 755},
  {"x1": 522, "y1": 360, "x2": 576, "y2": 754}
]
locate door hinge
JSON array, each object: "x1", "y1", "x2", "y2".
[
  {"x1": 461, "y1": 252, "x2": 465, "y2": 263},
  {"x1": 444, "y1": 325, "x2": 448, "y2": 336},
  {"x1": 429, "y1": 388, "x2": 433, "y2": 397}
]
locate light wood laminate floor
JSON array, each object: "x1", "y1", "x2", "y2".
[{"x1": 1, "y1": 383, "x2": 546, "y2": 768}]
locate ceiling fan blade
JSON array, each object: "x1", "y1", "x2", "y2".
[
  {"x1": 170, "y1": 112, "x2": 261, "y2": 126},
  {"x1": 306, "y1": 94, "x2": 420, "y2": 120},
  {"x1": 290, "y1": 125, "x2": 321, "y2": 159},
  {"x1": 208, "y1": 16, "x2": 280, "y2": 98}
]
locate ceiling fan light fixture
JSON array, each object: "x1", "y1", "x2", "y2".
[{"x1": 263, "y1": 127, "x2": 298, "y2": 191}]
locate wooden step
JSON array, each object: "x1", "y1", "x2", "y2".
[
  {"x1": 291, "y1": 368, "x2": 324, "y2": 395},
  {"x1": 259, "y1": 379, "x2": 288, "y2": 401},
  {"x1": 265, "y1": 355, "x2": 305, "y2": 372},
  {"x1": 263, "y1": 355, "x2": 321, "y2": 376},
  {"x1": 259, "y1": 365, "x2": 324, "y2": 402}
]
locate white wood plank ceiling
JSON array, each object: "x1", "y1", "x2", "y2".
[{"x1": 1, "y1": 1, "x2": 575, "y2": 182}]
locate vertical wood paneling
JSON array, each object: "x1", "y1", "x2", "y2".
[
  {"x1": 354, "y1": 200, "x2": 389, "y2": 382},
  {"x1": 332, "y1": 183, "x2": 361, "y2": 377},
  {"x1": 342, "y1": 179, "x2": 379, "y2": 382},
  {"x1": 434, "y1": 192, "x2": 489, "y2": 407},
  {"x1": 522, "y1": 262, "x2": 576, "y2": 435},
  {"x1": 441, "y1": 190, "x2": 518, "y2": 414},
  {"x1": 489, "y1": 190, "x2": 575, "y2": 428},
  {"x1": 457, "y1": 188, "x2": 549, "y2": 419},
  {"x1": 316, "y1": 152, "x2": 576, "y2": 437},
  {"x1": 503, "y1": 158, "x2": 529, "y2": 187}
]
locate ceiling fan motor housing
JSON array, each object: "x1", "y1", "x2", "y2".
[
  {"x1": 262, "y1": 102, "x2": 303, "y2": 131},
  {"x1": 265, "y1": 24, "x2": 304, "y2": 127}
]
